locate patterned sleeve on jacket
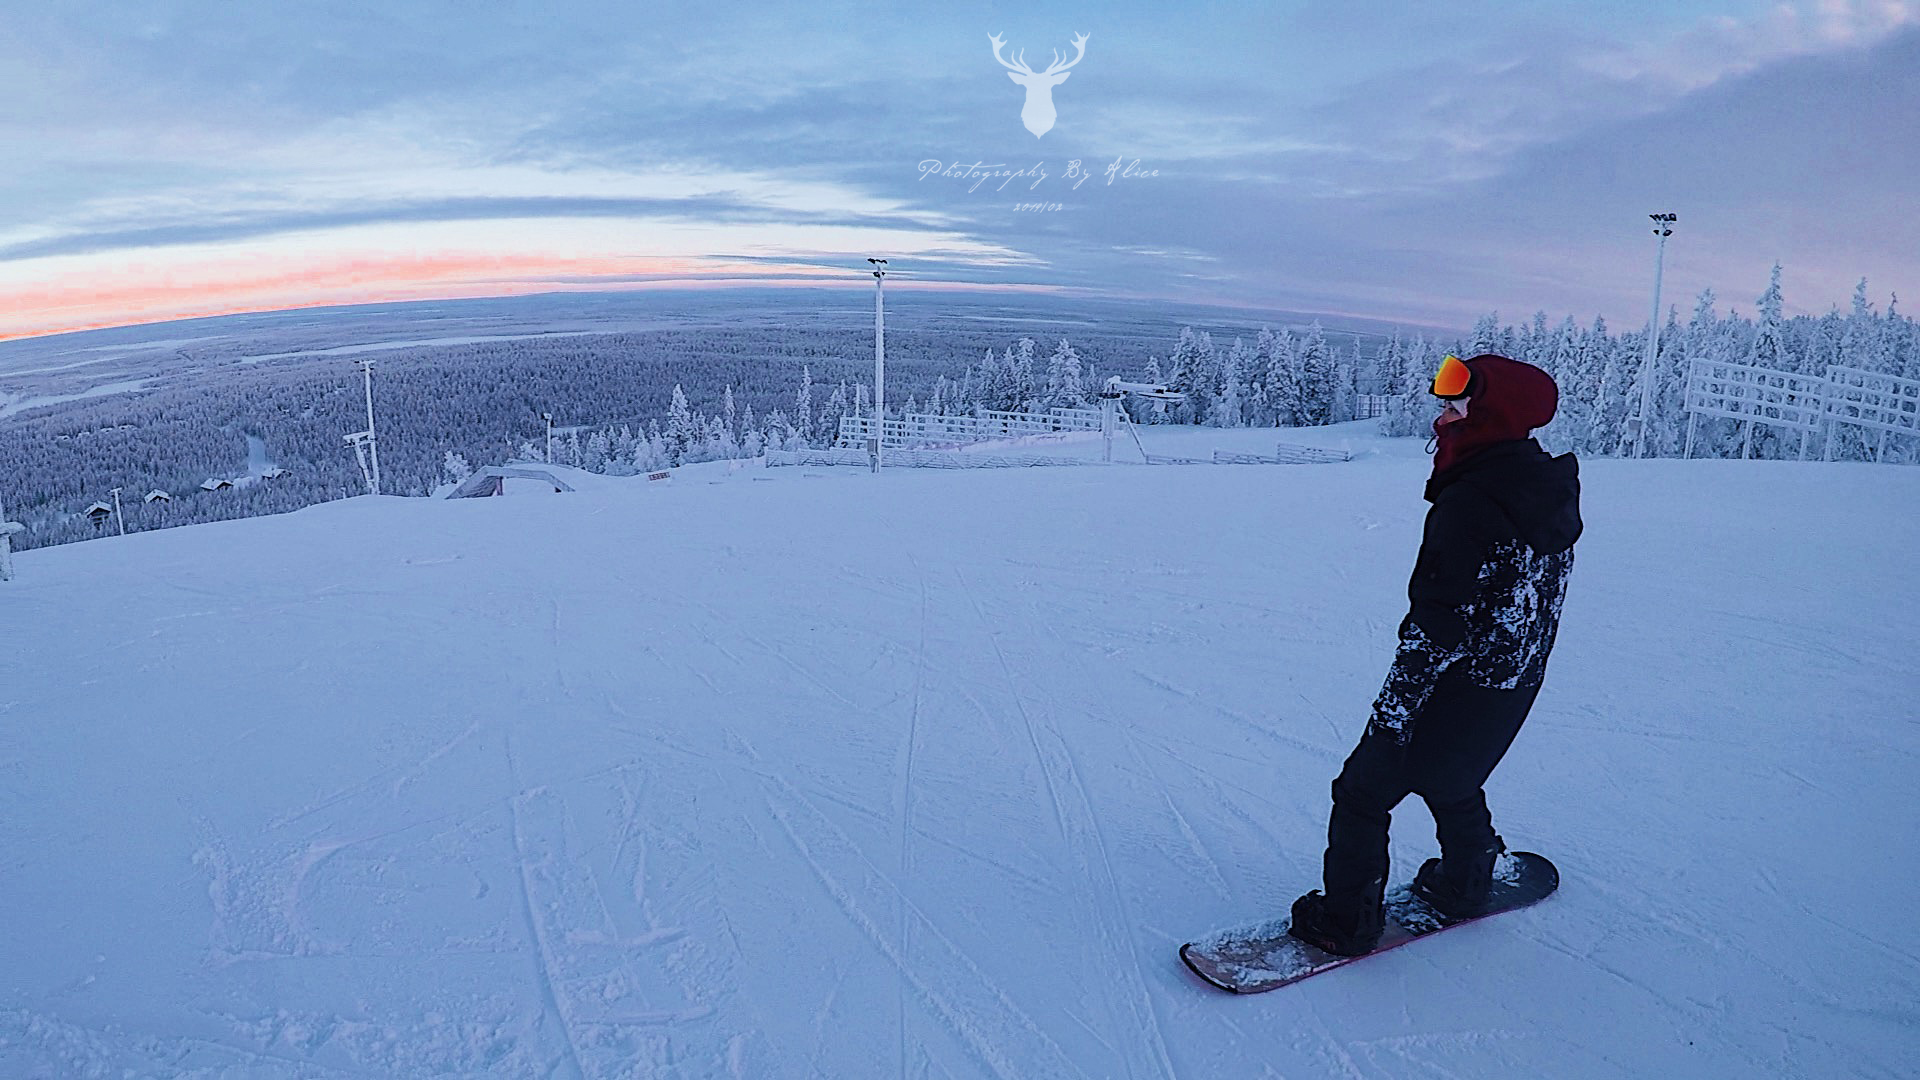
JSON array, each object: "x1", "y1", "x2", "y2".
[{"x1": 1368, "y1": 616, "x2": 1467, "y2": 745}]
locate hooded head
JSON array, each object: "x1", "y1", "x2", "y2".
[{"x1": 1430, "y1": 354, "x2": 1558, "y2": 475}]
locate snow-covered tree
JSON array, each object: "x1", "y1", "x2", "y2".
[
  {"x1": 1043, "y1": 338, "x2": 1087, "y2": 411},
  {"x1": 1136, "y1": 356, "x2": 1167, "y2": 424},
  {"x1": 1379, "y1": 334, "x2": 1435, "y2": 437},
  {"x1": 795, "y1": 365, "x2": 814, "y2": 445},
  {"x1": 1165, "y1": 327, "x2": 1207, "y2": 424},
  {"x1": 1263, "y1": 330, "x2": 1302, "y2": 427},
  {"x1": 582, "y1": 429, "x2": 611, "y2": 472},
  {"x1": 820, "y1": 382, "x2": 849, "y2": 447},
  {"x1": 665, "y1": 384, "x2": 695, "y2": 466},
  {"x1": 1297, "y1": 323, "x2": 1334, "y2": 426}
]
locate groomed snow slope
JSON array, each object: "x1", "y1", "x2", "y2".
[{"x1": 2, "y1": 423, "x2": 1916, "y2": 1079}]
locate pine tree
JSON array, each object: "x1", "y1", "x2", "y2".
[
  {"x1": 1331, "y1": 342, "x2": 1361, "y2": 423},
  {"x1": 704, "y1": 414, "x2": 734, "y2": 461},
  {"x1": 1752, "y1": 264, "x2": 1790, "y2": 370},
  {"x1": 796, "y1": 365, "x2": 814, "y2": 445},
  {"x1": 1297, "y1": 322, "x2": 1333, "y2": 426},
  {"x1": 1209, "y1": 343, "x2": 1243, "y2": 428},
  {"x1": 821, "y1": 382, "x2": 849, "y2": 447},
  {"x1": 1379, "y1": 334, "x2": 1434, "y2": 437},
  {"x1": 583, "y1": 429, "x2": 611, "y2": 471},
  {"x1": 1265, "y1": 330, "x2": 1302, "y2": 427},
  {"x1": 1166, "y1": 327, "x2": 1204, "y2": 424},
  {"x1": 1010, "y1": 338, "x2": 1038, "y2": 412},
  {"x1": 954, "y1": 365, "x2": 978, "y2": 416},
  {"x1": 1567, "y1": 317, "x2": 1611, "y2": 452},
  {"x1": 666, "y1": 384, "x2": 695, "y2": 466},
  {"x1": 1250, "y1": 328, "x2": 1277, "y2": 425},
  {"x1": 1469, "y1": 312, "x2": 1501, "y2": 355},
  {"x1": 1044, "y1": 338, "x2": 1086, "y2": 411},
  {"x1": 1534, "y1": 321, "x2": 1583, "y2": 452},
  {"x1": 1139, "y1": 357, "x2": 1167, "y2": 424},
  {"x1": 1218, "y1": 337, "x2": 1257, "y2": 428},
  {"x1": 1747, "y1": 265, "x2": 1794, "y2": 458},
  {"x1": 1593, "y1": 328, "x2": 1637, "y2": 456}
]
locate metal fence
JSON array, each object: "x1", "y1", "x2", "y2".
[
  {"x1": 767, "y1": 447, "x2": 1096, "y2": 469},
  {"x1": 835, "y1": 407, "x2": 1113, "y2": 449},
  {"x1": 1683, "y1": 359, "x2": 1920, "y2": 461},
  {"x1": 1354, "y1": 394, "x2": 1393, "y2": 419}
]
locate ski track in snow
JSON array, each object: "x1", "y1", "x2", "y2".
[
  {"x1": 503, "y1": 732, "x2": 732, "y2": 1078},
  {"x1": 896, "y1": 552, "x2": 929, "y2": 1079},
  {"x1": 955, "y1": 567, "x2": 1178, "y2": 1080},
  {"x1": 753, "y1": 761, "x2": 1086, "y2": 1080}
]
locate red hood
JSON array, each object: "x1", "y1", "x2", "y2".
[{"x1": 1432, "y1": 354, "x2": 1559, "y2": 476}]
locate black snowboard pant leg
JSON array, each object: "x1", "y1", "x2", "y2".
[{"x1": 1323, "y1": 669, "x2": 1539, "y2": 912}]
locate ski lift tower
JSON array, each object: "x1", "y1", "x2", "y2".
[{"x1": 1099, "y1": 376, "x2": 1185, "y2": 462}]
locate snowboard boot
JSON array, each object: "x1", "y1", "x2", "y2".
[
  {"x1": 1412, "y1": 835, "x2": 1506, "y2": 919},
  {"x1": 1287, "y1": 886, "x2": 1384, "y2": 957}
]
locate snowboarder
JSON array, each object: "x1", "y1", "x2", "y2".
[{"x1": 1288, "y1": 353, "x2": 1582, "y2": 956}]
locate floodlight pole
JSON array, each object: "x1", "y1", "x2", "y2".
[
  {"x1": 359, "y1": 359, "x2": 382, "y2": 494},
  {"x1": 868, "y1": 258, "x2": 888, "y2": 471},
  {"x1": 542, "y1": 411, "x2": 554, "y2": 464},
  {"x1": 110, "y1": 487, "x2": 126, "y2": 536},
  {"x1": 1632, "y1": 213, "x2": 1677, "y2": 458}
]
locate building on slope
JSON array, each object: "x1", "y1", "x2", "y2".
[{"x1": 445, "y1": 466, "x2": 577, "y2": 498}]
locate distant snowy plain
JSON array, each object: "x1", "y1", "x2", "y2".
[{"x1": 2, "y1": 422, "x2": 1915, "y2": 1078}]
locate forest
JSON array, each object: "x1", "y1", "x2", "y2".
[{"x1": 4, "y1": 271, "x2": 1913, "y2": 552}]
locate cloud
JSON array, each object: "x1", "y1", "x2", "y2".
[
  {"x1": 2, "y1": 2, "x2": 1916, "y2": 337},
  {"x1": 1295, "y1": 0, "x2": 1920, "y2": 192}
]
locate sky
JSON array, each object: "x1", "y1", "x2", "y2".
[{"x1": 1, "y1": 0, "x2": 1916, "y2": 340}]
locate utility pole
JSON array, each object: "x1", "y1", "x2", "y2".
[
  {"x1": 868, "y1": 258, "x2": 888, "y2": 471},
  {"x1": 1632, "y1": 213, "x2": 1677, "y2": 459},
  {"x1": 344, "y1": 360, "x2": 382, "y2": 495},
  {"x1": 360, "y1": 358, "x2": 382, "y2": 494},
  {"x1": 110, "y1": 487, "x2": 126, "y2": 536},
  {"x1": 0, "y1": 496, "x2": 22, "y2": 581}
]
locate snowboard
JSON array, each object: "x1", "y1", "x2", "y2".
[{"x1": 1179, "y1": 851, "x2": 1558, "y2": 994}]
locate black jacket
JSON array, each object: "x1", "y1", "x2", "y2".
[{"x1": 1370, "y1": 440, "x2": 1582, "y2": 743}]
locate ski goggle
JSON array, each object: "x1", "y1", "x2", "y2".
[{"x1": 1430, "y1": 354, "x2": 1478, "y2": 400}]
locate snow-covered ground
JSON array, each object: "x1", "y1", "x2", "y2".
[
  {"x1": 0, "y1": 379, "x2": 154, "y2": 419},
  {"x1": 2, "y1": 422, "x2": 1915, "y2": 1079}
]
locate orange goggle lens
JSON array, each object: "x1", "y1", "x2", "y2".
[{"x1": 1431, "y1": 354, "x2": 1473, "y2": 399}]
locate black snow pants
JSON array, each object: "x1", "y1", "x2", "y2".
[{"x1": 1322, "y1": 667, "x2": 1539, "y2": 912}]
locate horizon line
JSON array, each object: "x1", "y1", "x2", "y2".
[{"x1": 0, "y1": 277, "x2": 1468, "y2": 346}]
